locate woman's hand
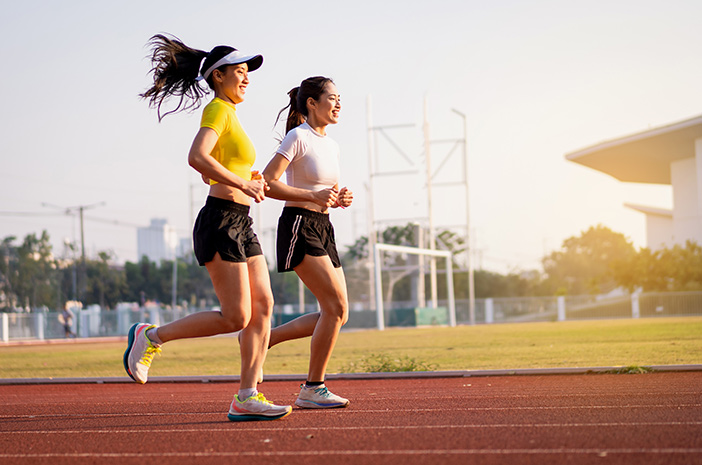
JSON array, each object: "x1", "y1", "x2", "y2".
[
  {"x1": 335, "y1": 186, "x2": 353, "y2": 208},
  {"x1": 241, "y1": 178, "x2": 269, "y2": 203},
  {"x1": 313, "y1": 186, "x2": 339, "y2": 208}
]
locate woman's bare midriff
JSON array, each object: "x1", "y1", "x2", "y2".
[
  {"x1": 208, "y1": 183, "x2": 252, "y2": 206},
  {"x1": 284, "y1": 200, "x2": 329, "y2": 214}
]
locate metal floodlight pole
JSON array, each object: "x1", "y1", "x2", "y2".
[
  {"x1": 366, "y1": 95, "x2": 377, "y2": 312},
  {"x1": 423, "y1": 96, "x2": 438, "y2": 309},
  {"x1": 373, "y1": 243, "x2": 385, "y2": 330},
  {"x1": 365, "y1": 96, "x2": 416, "y2": 318},
  {"x1": 452, "y1": 108, "x2": 475, "y2": 325},
  {"x1": 171, "y1": 253, "x2": 177, "y2": 309}
]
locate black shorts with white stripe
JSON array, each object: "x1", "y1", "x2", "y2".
[{"x1": 276, "y1": 207, "x2": 341, "y2": 273}]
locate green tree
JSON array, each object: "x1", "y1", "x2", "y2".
[
  {"x1": 612, "y1": 241, "x2": 702, "y2": 292},
  {"x1": 14, "y1": 231, "x2": 58, "y2": 308},
  {"x1": 124, "y1": 256, "x2": 158, "y2": 304},
  {"x1": 470, "y1": 269, "x2": 540, "y2": 298},
  {"x1": 659, "y1": 241, "x2": 702, "y2": 291},
  {"x1": 0, "y1": 236, "x2": 19, "y2": 309},
  {"x1": 542, "y1": 225, "x2": 636, "y2": 295},
  {"x1": 84, "y1": 251, "x2": 127, "y2": 309},
  {"x1": 176, "y1": 255, "x2": 217, "y2": 308},
  {"x1": 123, "y1": 254, "x2": 218, "y2": 308}
]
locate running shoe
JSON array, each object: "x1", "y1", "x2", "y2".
[
  {"x1": 295, "y1": 384, "x2": 350, "y2": 409},
  {"x1": 123, "y1": 323, "x2": 161, "y2": 384},
  {"x1": 227, "y1": 393, "x2": 292, "y2": 421}
]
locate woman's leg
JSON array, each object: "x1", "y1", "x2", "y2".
[
  {"x1": 125, "y1": 252, "x2": 252, "y2": 385},
  {"x1": 293, "y1": 255, "x2": 348, "y2": 382},
  {"x1": 268, "y1": 312, "x2": 320, "y2": 348},
  {"x1": 238, "y1": 254, "x2": 274, "y2": 389},
  {"x1": 155, "y1": 253, "x2": 251, "y2": 343}
]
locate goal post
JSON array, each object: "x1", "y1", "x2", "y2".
[{"x1": 373, "y1": 243, "x2": 456, "y2": 331}]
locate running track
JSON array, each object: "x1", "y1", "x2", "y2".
[{"x1": 0, "y1": 373, "x2": 700, "y2": 464}]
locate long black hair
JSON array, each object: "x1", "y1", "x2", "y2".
[
  {"x1": 275, "y1": 76, "x2": 334, "y2": 134},
  {"x1": 140, "y1": 34, "x2": 238, "y2": 121}
]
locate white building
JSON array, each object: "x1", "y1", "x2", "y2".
[
  {"x1": 566, "y1": 114, "x2": 702, "y2": 250},
  {"x1": 137, "y1": 218, "x2": 179, "y2": 263}
]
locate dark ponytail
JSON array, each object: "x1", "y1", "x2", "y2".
[
  {"x1": 140, "y1": 34, "x2": 236, "y2": 121},
  {"x1": 275, "y1": 76, "x2": 334, "y2": 134}
]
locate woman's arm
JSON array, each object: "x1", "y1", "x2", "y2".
[
  {"x1": 188, "y1": 127, "x2": 267, "y2": 202},
  {"x1": 262, "y1": 153, "x2": 338, "y2": 208}
]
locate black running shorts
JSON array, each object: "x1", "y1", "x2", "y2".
[
  {"x1": 193, "y1": 196, "x2": 263, "y2": 266},
  {"x1": 276, "y1": 207, "x2": 341, "y2": 272}
]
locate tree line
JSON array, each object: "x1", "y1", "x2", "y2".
[{"x1": 1, "y1": 224, "x2": 700, "y2": 311}]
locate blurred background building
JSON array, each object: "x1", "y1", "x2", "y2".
[
  {"x1": 137, "y1": 218, "x2": 178, "y2": 263},
  {"x1": 567, "y1": 114, "x2": 702, "y2": 250}
]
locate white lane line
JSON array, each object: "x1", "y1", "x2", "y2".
[
  {"x1": 2, "y1": 421, "x2": 701, "y2": 434},
  {"x1": 1, "y1": 448, "x2": 701, "y2": 458},
  {"x1": 1, "y1": 403, "x2": 700, "y2": 420},
  {"x1": 3, "y1": 392, "x2": 699, "y2": 409}
]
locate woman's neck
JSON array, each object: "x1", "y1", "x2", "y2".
[
  {"x1": 215, "y1": 91, "x2": 238, "y2": 106},
  {"x1": 305, "y1": 114, "x2": 327, "y2": 136}
]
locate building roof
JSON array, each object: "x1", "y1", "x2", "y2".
[
  {"x1": 623, "y1": 203, "x2": 672, "y2": 218},
  {"x1": 565, "y1": 114, "x2": 702, "y2": 184}
]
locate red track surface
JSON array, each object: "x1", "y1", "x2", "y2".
[{"x1": 1, "y1": 373, "x2": 700, "y2": 464}]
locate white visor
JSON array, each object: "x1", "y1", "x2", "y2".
[{"x1": 197, "y1": 50, "x2": 263, "y2": 81}]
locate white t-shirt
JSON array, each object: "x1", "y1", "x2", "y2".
[{"x1": 277, "y1": 122, "x2": 340, "y2": 192}]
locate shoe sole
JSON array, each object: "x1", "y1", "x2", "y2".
[
  {"x1": 227, "y1": 410, "x2": 292, "y2": 422},
  {"x1": 123, "y1": 323, "x2": 138, "y2": 382},
  {"x1": 294, "y1": 399, "x2": 349, "y2": 409}
]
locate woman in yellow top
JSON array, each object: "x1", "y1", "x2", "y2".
[{"x1": 123, "y1": 34, "x2": 290, "y2": 421}]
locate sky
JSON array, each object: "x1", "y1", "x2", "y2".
[{"x1": 0, "y1": 0, "x2": 699, "y2": 274}]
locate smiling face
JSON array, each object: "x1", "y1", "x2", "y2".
[
  {"x1": 307, "y1": 82, "x2": 341, "y2": 127},
  {"x1": 212, "y1": 63, "x2": 249, "y2": 104}
]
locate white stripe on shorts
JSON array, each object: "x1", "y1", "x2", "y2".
[{"x1": 285, "y1": 215, "x2": 303, "y2": 270}]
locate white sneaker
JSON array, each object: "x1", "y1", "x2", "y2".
[
  {"x1": 295, "y1": 384, "x2": 350, "y2": 409},
  {"x1": 227, "y1": 392, "x2": 292, "y2": 421},
  {"x1": 123, "y1": 323, "x2": 161, "y2": 384}
]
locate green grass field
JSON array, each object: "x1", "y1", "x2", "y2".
[{"x1": 1, "y1": 317, "x2": 700, "y2": 379}]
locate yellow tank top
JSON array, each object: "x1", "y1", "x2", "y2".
[{"x1": 200, "y1": 98, "x2": 256, "y2": 183}]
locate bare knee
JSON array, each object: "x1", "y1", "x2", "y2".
[
  {"x1": 324, "y1": 299, "x2": 348, "y2": 326},
  {"x1": 218, "y1": 309, "x2": 249, "y2": 333},
  {"x1": 250, "y1": 292, "x2": 274, "y2": 326}
]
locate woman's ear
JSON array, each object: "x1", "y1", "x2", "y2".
[
  {"x1": 212, "y1": 69, "x2": 224, "y2": 83},
  {"x1": 307, "y1": 96, "x2": 317, "y2": 111}
]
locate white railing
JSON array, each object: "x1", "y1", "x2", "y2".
[{"x1": 1, "y1": 291, "x2": 701, "y2": 342}]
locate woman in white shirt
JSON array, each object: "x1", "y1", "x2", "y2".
[{"x1": 262, "y1": 76, "x2": 353, "y2": 408}]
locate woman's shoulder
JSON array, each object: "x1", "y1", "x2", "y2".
[
  {"x1": 201, "y1": 98, "x2": 235, "y2": 129},
  {"x1": 289, "y1": 122, "x2": 311, "y2": 136},
  {"x1": 204, "y1": 98, "x2": 237, "y2": 116},
  {"x1": 281, "y1": 124, "x2": 310, "y2": 143}
]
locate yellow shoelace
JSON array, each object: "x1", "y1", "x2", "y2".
[
  {"x1": 139, "y1": 345, "x2": 162, "y2": 367},
  {"x1": 253, "y1": 392, "x2": 272, "y2": 405}
]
